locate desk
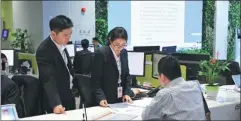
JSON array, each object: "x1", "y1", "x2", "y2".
[
  {"x1": 204, "y1": 86, "x2": 240, "y2": 120},
  {"x1": 20, "y1": 85, "x2": 240, "y2": 120}
]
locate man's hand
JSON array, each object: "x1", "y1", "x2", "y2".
[
  {"x1": 122, "y1": 95, "x2": 133, "y2": 103},
  {"x1": 100, "y1": 100, "x2": 109, "y2": 107},
  {"x1": 53, "y1": 105, "x2": 65, "y2": 114}
]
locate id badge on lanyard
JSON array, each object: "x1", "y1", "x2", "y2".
[{"x1": 117, "y1": 81, "x2": 122, "y2": 98}]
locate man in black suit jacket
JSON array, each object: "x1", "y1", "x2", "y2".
[
  {"x1": 91, "y1": 27, "x2": 133, "y2": 107},
  {"x1": 73, "y1": 39, "x2": 92, "y2": 74},
  {"x1": 36, "y1": 15, "x2": 75, "y2": 114}
]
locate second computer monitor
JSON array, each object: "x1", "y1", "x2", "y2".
[
  {"x1": 162, "y1": 46, "x2": 177, "y2": 53},
  {"x1": 66, "y1": 44, "x2": 75, "y2": 57},
  {"x1": 75, "y1": 44, "x2": 94, "y2": 53},
  {"x1": 128, "y1": 51, "x2": 145, "y2": 76},
  {"x1": 1, "y1": 50, "x2": 14, "y2": 66},
  {"x1": 152, "y1": 52, "x2": 169, "y2": 79}
]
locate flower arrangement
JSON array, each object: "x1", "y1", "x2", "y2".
[{"x1": 199, "y1": 52, "x2": 230, "y2": 86}]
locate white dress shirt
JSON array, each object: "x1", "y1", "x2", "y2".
[
  {"x1": 50, "y1": 36, "x2": 73, "y2": 89},
  {"x1": 142, "y1": 77, "x2": 206, "y2": 120},
  {"x1": 110, "y1": 46, "x2": 122, "y2": 85}
]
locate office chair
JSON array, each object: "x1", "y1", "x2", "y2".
[
  {"x1": 225, "y1": 61, "x2": 241, "y2": 85},
  {"x1": 74, "y1": 74, "x2": 94, "y2": 108},
  {"x1": 73, "y1": 52, "x2": 94, "y2": 75},
  {"x1": 1, "y1": 75, "x2": 25, "y2": 118},
  {"x1": 11, "y1": 75, "x2": 43, "y2": 117},
  {"x1": 18, "y1": 53, "x2": 38, "y2": 75}
]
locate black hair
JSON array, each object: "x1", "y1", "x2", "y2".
[
  {"x1": 49, "y1": 15, "x2": 73, "y2": 33},
  {"x1": 1, "y1": 53, "x2": 7, "y2": 70},
  {"x1": 106, "y1": 29, "x2": 113, "y2": 45},
  {"x1": 81, "y1": 39, "x2": 89, "y2": 49},
  {"x1": 92, "y1": 37, "x2": 99, "y2": 42},
  {"x1": 158, "y1": 56, "x2": 181, "y2": 81},
  {"x1": 107, "y1": 27, "x2": 128, "y2": 46}
]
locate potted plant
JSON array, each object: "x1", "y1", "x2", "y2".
[
  {"x1": 11, "y1": 28, "x2": 33, "y2": 53},
  {"x1": 199, "y1": 56, "x2": 230, "y2": 100}
]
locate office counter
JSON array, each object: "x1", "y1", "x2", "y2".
[{"x1": 20, "y1": 85, "x2": 240, "y2": 120}]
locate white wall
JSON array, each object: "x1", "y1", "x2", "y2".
[
  {"x1": 12, "y1": 1, "x2": 43, "y2": 53},
  {"x1": 214, "y1": 1, "x2": 229, "y2": 60},
  {"x1": 42, "y1": 1, "x2": 95, "y2": 43},
  {"x1": 235, "y1": 33, "x2": 240, "y2": 64}
]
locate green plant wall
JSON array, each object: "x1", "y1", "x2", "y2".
[
  {"x1": 202, "y1": 0, "x2": 215, "y2": 56},
  {"x1": 227, "y1": 1, "x2": 240, "y2": 60},
  {"x1": 95, "y1": 0, "x2": 108, "y2": 45}
]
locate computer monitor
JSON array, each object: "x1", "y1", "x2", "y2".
[
  {"x1": 89, "y1": 44, "x2": 95, "y2": 52},
  {"x1": 171, "y1": 53, "x2": 210, "y2": 80},
  {"x1": 66, "y1": 44, "x2": 75, "y2": 57},
  {"x1": 1, "y1": 29, "x2": 9, "y2": 40},
  {"x1": 162, "y1": 46, "x2": 177, "y2": 53},
  {"x1": 1, "y1": 50, "x2": 14, "y2": 66},
  {"x1": 75, "y1": 45, "x2": 95, "y2": 53},
  {"x1": 133, "y1": 46, "x2": 160, "y2": 53},
  {"x1": 152, "y1": 52, "x2": 170, "y2": 79},
  {"x1": 237, "y1": 28, "x2": 240, "y2": 39},
  {"x1": 1, "y1": 104, "x2": 19, "y2": 120},
  {"x1": 128, "y1": 51, "x2": 145, "y2": 76}
]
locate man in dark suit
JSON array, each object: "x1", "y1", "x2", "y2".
[
  {"x1": 91, "y1": 27, "x2": 133, "y2": 107},
  {"x1": 1, "y1": 75, "x2": 25, "y2": 117},
  {"x1": 73, "y1": 39, "x2": 92, "y2": 74},
  {"x1": 36, "y1": 15, "x2": 75, "y2": 114}
]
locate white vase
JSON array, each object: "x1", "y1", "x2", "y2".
[{"x1": 206, "y1": 85, "x2": 219, "y2": 100}]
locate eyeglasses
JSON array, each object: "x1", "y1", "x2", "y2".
[{"x1": 112, "y1": 43, "x2": 127, "y2": 49}]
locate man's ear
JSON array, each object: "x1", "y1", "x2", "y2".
[{"x1": 50, "y1": 31, "x2": 57, "y2": 37}]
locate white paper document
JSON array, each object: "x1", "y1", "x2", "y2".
[
  {"x1": 127, "y1": 98, "x2": 153, "y2": 108},
  {"x1": 98, "y1": 113, "x2": 138, "y2": 120}
]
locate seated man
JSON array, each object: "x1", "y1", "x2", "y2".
[
  {"x1": 92, "y1": 37, "x2": 102, "y2": 50},
  {"x1": 73, "y1": 39, "x2": 92, "y2": 74},
  {"x1": 142, "y1": 56, "x2": 206, "y2": 120},
  {"x1": 1, "y1": 53, "x2": 8, "y2": 73}
]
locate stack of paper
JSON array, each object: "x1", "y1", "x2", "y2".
[
  {"x1": 98, "y1": 113, "x2": 138, "y2": 120},
  {"x1": 108, "y1": 103, "x2": 143, "y2": 114},
  {"x1": 91, "y1": 110, "x2": 113, "y2": 120},
  {"x1": 127, "y1": 98, "x2": 153, "y2": 108}
]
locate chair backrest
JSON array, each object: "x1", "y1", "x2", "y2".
[
  {"x1": 75, "y1": 52, "x2": 94, "y2": 74},
  {"x1": 1, "y1": 75, "x2": 25, "y2": 118},
  {"x1": 74, "y1": 74, "x2": 93, "y2": 108},
  {"x1": 11, "y1": 75, "x2": 43, "y2": 117},
  {"x1": 17, "y1": 53, "x2": 38, "y2": 75},
  {"x1": 225, "y1": 61, "x2": 241, "y2": 85},
  {"x1": 180, "y1": 65, "x2": 187, "y2": 80}
]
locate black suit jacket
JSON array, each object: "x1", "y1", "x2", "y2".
[
  {"x1": 73, "y1": 49, "x2": 92, "y2": 74},
  {"x1": 36, "y1": 36, "x2": 75, "y2": 112},
  {"x1": 91, "y1": 46, "x2": 132, "y2": 104},
  {"x1": 1, "y1": 75, "x2": 25, "y2": 118}
]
